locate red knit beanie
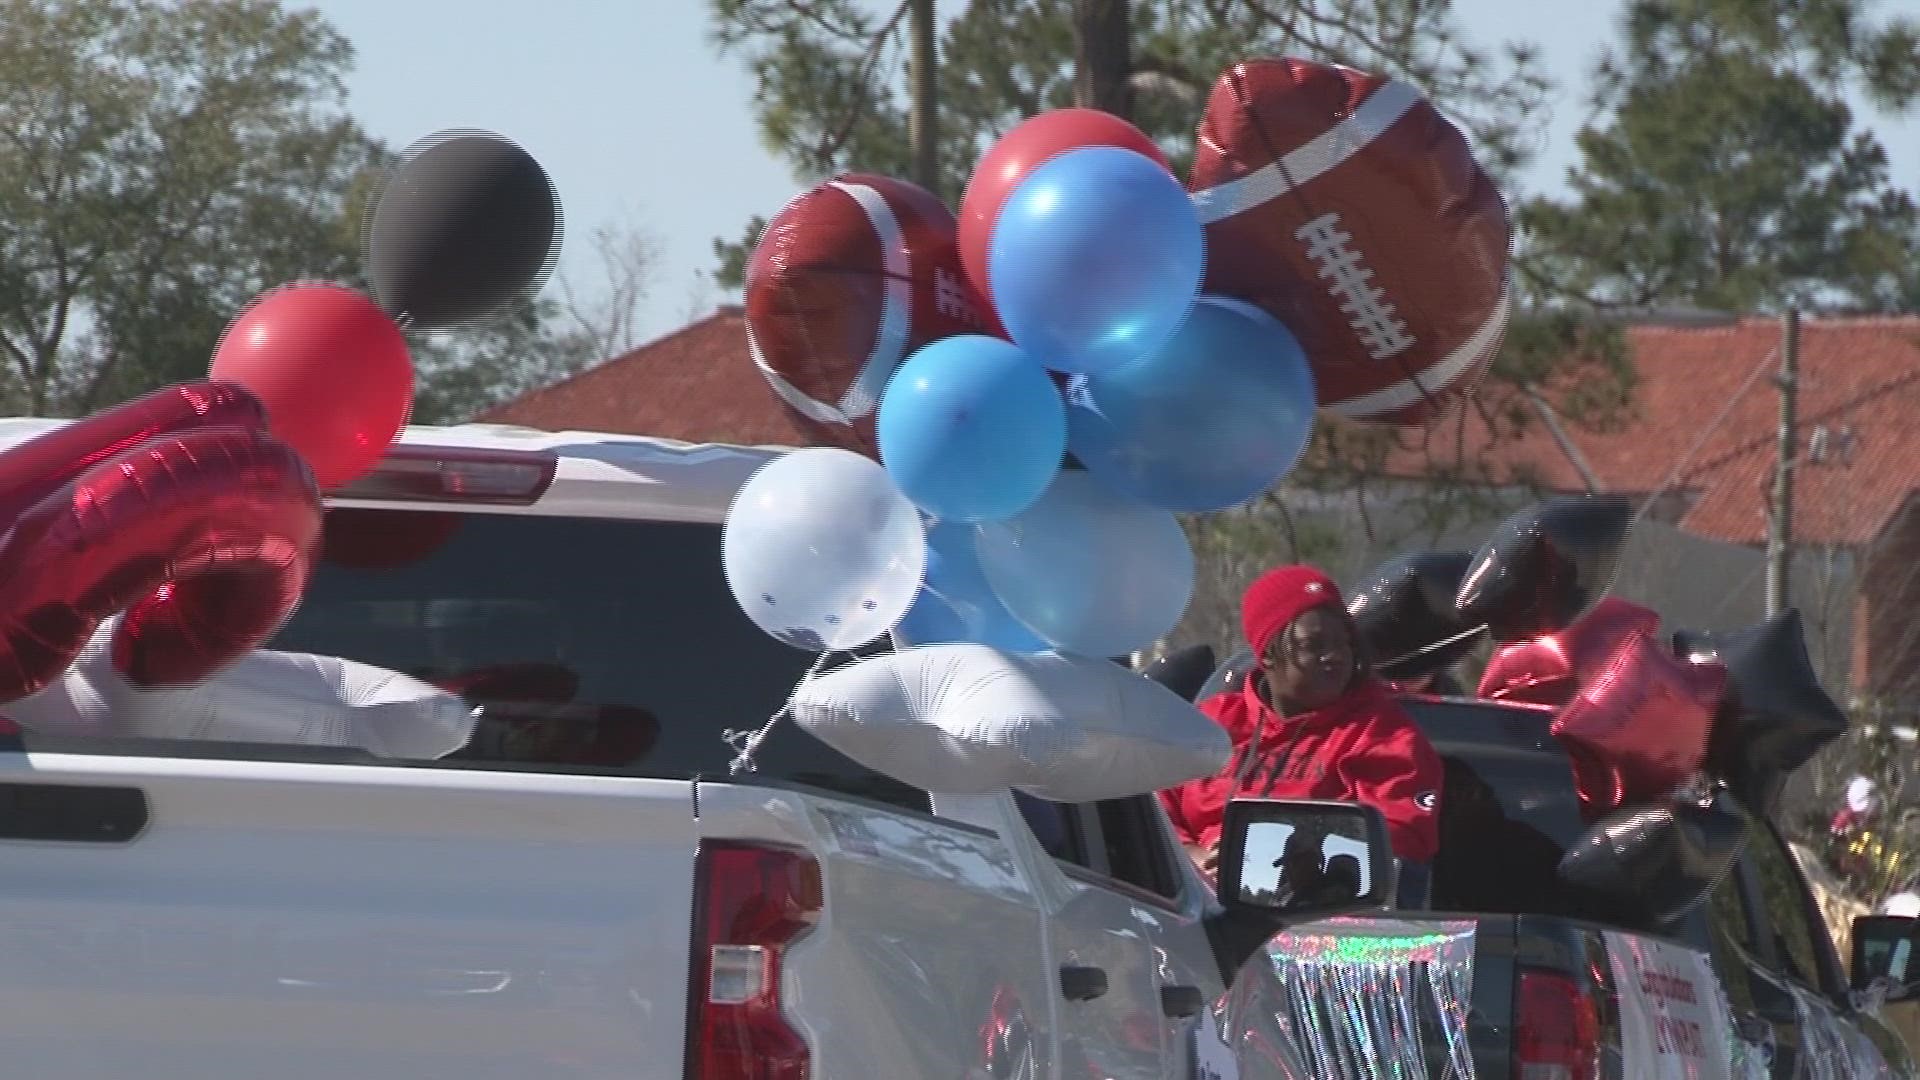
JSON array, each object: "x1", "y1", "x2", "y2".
[{"x1": 1242, "y1": 564, "x2": 1344, "y2": 659}]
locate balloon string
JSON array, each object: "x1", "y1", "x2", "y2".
[{"x1": 724, "y1": 649, "x2": 835, "y2": 776}]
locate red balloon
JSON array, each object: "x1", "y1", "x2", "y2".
[
  {"x1": 1477, "y1": 598, "x2": 1725, "y2": 815},
  {"x1": 957, "y1": 109, "x2": 1171, "y2": 304},
  {"x1": 1552, "y1": 633, "x2": 1726, "y2": 814},
  {"x1": 0, "y1": 428, "x2": 323, "y2": 700},
  {"x1": 1477, "y1": 597, "x2": 1661, "y2": 706},
  {"x1": 210, "y1": 283, "x2": 413, "y2": 489},
  {"x1": 0, "y1": 381, "x2": 266, "y2": 527}
]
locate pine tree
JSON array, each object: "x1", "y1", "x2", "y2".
[{"x1": 1521, "y1": 0, "x2": 1920, "y2": 314}]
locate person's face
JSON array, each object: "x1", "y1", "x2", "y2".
[{"x1": 1262, "y1": 606, "x2": 1356, "y2": 712}]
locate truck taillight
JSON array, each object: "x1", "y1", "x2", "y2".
[
  {"x1": 327, "y1": 445, "x2": 557, "y2": 505},
  {"x1": 1515, "y1": 969, "x2": 1600, "y2": 1080},
  {"x1": 686, "y1": 842, "x2": 822, "y2": 1080}
]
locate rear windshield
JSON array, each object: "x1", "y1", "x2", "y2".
[
  {"x1": 1401, "y1": 697, "x2": 1594, "y2": 917},
  {"x1": 25, "y1": 508, "x2": 926, "y2": 810}
]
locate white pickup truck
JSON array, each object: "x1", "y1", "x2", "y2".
[{"x1": 0, "y1": 422, "x2": 1343, "y2": 1080}]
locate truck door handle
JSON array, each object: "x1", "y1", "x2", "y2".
[
  {"x1": 1160, "y1": 984, "x2": 1205, "y2": 1018},
  {"x1": 0, "y1": 783, "x2": 147, "y2": 843},
  {"x1": 1059, "y1": 965, "x2": 1109, "y2": 1002}
]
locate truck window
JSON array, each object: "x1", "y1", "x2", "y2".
[
  {"x1": 97, "y1": 509, "x2": 935, "y2": 816},
  {"x1": 1088, "y1": 796, "x2": 1182, "y2": 901},
  {"x1": 1698, "y1": 869, "x2": 1762, "y2": 1016},
  {"x1": 1742, "y1": 822, "x2": 1829, "y2": 993}
]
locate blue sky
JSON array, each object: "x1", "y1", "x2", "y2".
[{"x1": 307, "y1": 0, "x2": 1920, "y2": 350}]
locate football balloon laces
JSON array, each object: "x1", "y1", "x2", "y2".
[{"x1": 723, "y1": 648, "x2": 836, "y2": 775}]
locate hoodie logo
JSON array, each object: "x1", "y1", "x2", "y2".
[{"x1": 1415, "y1": 790, "x2": 1439, "y2": 812}]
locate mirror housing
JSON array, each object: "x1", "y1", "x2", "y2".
[
  {"x1": 1203, "y1": 798, "x2": 1397, "y2": 987},
  {"x1": 1852, "y1": 915, "x2": 1920, "y2": 1003}
]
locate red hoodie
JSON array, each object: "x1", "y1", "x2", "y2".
[{"x1": 1158, "y1": 675, "x2": 1444, "y2": 863}]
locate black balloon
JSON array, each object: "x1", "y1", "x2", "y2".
[
  {"x1": 1454, "y1": 494, "x2": 1633, "y2": 643},
  {"x1": 1675, "y1": 609, "x2": 1850, "y2": 815},
  {"x1": 1556, "y1": 784, "x2": 1750, "y2": 929},
  {"x1": 1195, "y1": 646, "x2": 1256, "y2": 703},
  {"x1": 365, "y1": 131, "x2": 562, "y2": 331},
  {"x1": 1140, "y1": 644, "x2": 1217, "y2": 703},
  {"x1": 1347, "y1": 550, "x2": 1484, "y2": 679}
]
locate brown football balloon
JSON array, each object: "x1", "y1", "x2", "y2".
[
  {"x1": 1190, "y1": 58, "x2": 1511, "y2": 425},
  {"x1": 744, "y1": 173, "x2": 997, "y2": 458}
]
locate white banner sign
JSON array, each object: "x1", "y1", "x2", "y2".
[{"x1": 1604, "y1": 931, "x2": 1734, "y2": 1080}]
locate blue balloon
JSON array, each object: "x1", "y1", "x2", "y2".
[
  {"x1": 1067, "y1": 296, "x2": 1318, "y2": 512},
  {"x1": 877, "y1": 335, "x2": 1065, "y2": 522},
  {"x1": 988, "y1": 146, "x2": 1204, "y2": 375},
  {"x1": 975, "y1": 470, "x2": 1193, "y2": 658},
  {"x1": 893, "y1": 521, "x2": 1050, "y2": 652}
]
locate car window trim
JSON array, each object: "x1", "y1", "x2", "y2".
[
  {"x1": 1044, "y1": 796, "x2": 1184, "y2": 910},
  {"x1": 1737, "y1": 821, "x2": 1842, "y2": 1000},
  {"x1": 1058, "y1": 861, "x2": 1185, "y2": 914}
]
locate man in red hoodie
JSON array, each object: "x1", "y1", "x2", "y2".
[{"x1": 1159, "y1": 564, "x2": 1445, "y2": 885}]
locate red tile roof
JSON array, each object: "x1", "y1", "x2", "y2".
[
  {"x1": 485, "y1": 308, "x2": 1920, "y2": 548},
  {"x1": 1371, "y1": 317, "x2": 1920, "y2": 548},
  {"x1": 478, "y1": 306, "x2": 829, "y2": 450}
]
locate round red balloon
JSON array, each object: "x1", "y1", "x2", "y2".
[
  {"x1": 957, "y1": 108, "x2": 1171, "y2": 304},
  {"x1": 210, "y1": 283, "x2": 413, "y2": 490}
]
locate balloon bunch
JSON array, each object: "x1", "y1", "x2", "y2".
[
  {"x1": 730, "y1": 60, "x2": 1512, "y2": 665},
  {"x1": 211, "y1": 129, "x2": 562, "y2": 488},
  {"x1": 1343, "y1": 494, "x2": 1853, "y2": 929},
  {"x1": 0, "y1": 130, "x2": 562, "y2": 715}
]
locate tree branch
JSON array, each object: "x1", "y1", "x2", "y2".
[{"x1": 810, "y1": 0, "x2": 911, "y2": 167}]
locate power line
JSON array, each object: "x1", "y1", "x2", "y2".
[{"x1": 1631, "y1": 346, "x2": 1780, "y2": 528}]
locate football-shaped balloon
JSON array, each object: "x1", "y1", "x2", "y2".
[
  {"x1": 1190, "y1": 58, "x2": 1511, "y2": 424},
  {"x1": 1556, "y1": 786, "x2": 1750, "y2": 930},
  {"x1": 745, "y1": 173, "x2": 998, "y2": 459},
  {"x1": 1346, "y1": 550, "x2": 1482, "y2": 679},
  {"x1": 1455, "y1": 494, "x2": 1634, "y2": 643}
]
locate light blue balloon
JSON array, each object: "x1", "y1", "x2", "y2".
[
  {"x1": 877, "y1": 335, "x2": 1066, "y2": 523},
  {"x1": 988, "y1": 146, "x2": 1204, "y2": 375},
  {"x1": 1067, "y1": 296, "x2": 1318, "y2": 512},
  {"x1": 974, "y1": 470, "x2": 1194, "y2": 658},
  {"x1": 893, "y1": 521, "x2": 1050, "y2": 652}
]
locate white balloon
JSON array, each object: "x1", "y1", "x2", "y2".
[
  {"x1": 7, "y1": 620, "x2": 479, "y2": 758},
  {"x1": 1847, "y1": 774, "x2": 1879, "y2": 815},
  {"x1": 788, "y1": 644, "x2": 1231, "y2": 802},
  {"x1": 723, "y1": 448, "x2": 927, "y2": 651}
]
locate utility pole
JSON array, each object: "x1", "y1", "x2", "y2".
[
  {"x1": 1766, "y1": 308, "x2": 1801, "y2": 620},
  {"x1": 907, "y1": 0, "x2": 938, "y2": 191}
]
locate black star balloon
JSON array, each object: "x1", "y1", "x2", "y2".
[
  {"x1": 1557, "y1": 783, "x2": 1750, "y2": 930},
  {"x1": 1454, "y1": 494, "x2": 1633, "y2": 643},
  {"x1": 1140, "y1": 644, "x2": 1217, "y2": 703},
  {"x1": 365, "y1": 130, "x2": 563, "y2": 331},
  {"x1": 1673, "y1": 609, "x2": 1850, "y2": 814},
  {"x1": 1346, "y1": 550, "x2": 1484, "y2": 680}
]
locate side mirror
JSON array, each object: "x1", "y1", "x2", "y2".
[
  {"x1": 1204, "y1": 798, "x2": 1397, "y2": 987},
  {"x1": 1853, "y1": 915, "x2": 1920, "y2": 1002}
]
